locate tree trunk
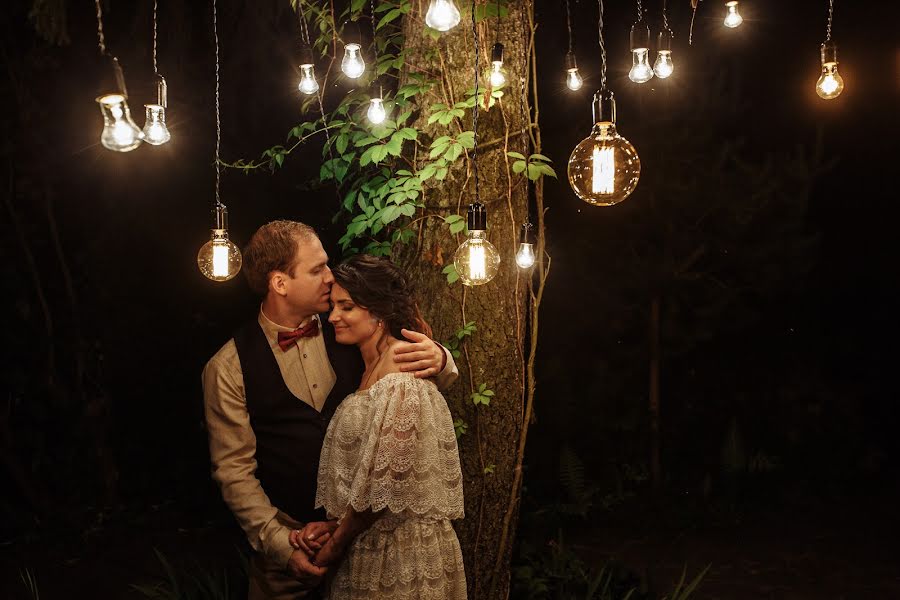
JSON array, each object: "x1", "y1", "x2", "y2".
[{"x1": 396, "y1": 2, "x2": 532, "y2": 597}]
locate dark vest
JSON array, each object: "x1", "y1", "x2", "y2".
[{"x1": 232, "y1": 317, "x2": 364, "y2": 524}]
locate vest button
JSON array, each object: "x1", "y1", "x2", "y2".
[
  {"x1": 303, "y1": 353, "x2": 308, "y2": 358},
  {"x1": 312, "y1": 383, "x2": 318, "y2": 389}
]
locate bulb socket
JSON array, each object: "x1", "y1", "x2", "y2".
[
  {"x1": 491, "y1": 42, "x2": 504, "y2": 65},
  {"x1": 820, "y1": 39, "x2": 838, "y2": 65},
  {"x1": 657, "y1": 28, "x2": 673, "y2": 52},
  {"x1": 156, "y1": 75, "x2": 168, "y2": 108},
  {"x1": 466, "y1": 202, "x2": 487, "y2": 231},
  {"x1": 592, "y1": 89, "x2": 616, "y2": 124},
  {"x1": 630, "y1": 22, "x2": 650, "y2": 51},
  {"x1": 213, "y1": 204, "x2": 229, "y2": 230},
  {"x1": 342, "y1": 19, "x2": 362, "y2": 46},
  {"x1": 110, "y1": 55, "x2": 129, "y2": 98},
  {"x1": 565, "y1": 51, "x2": 578, "y2": 71},
  {"x1": 299, "y1": 45, "x2": 315, "y2": 68},
  {"x1": 519, "y1": 222, "x2": 535, "y2": 245}
]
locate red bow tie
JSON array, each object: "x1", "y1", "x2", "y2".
[{"x1": 277, "y1": 320, "x2": 320, "y2": 351}]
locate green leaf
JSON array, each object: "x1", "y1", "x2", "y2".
[
  {"x1": 442, "y1": 263, "x2": 459, "y2": 284},
  {"x1": 335, "y1": 134, "x2": 349, "y2": 155},
  {"x1": 377, "y1": 8, "x2": 402, "y2": 30},
  {"x1": 529, "y1": 153, "x2": 553, "y2": 162},
  {"x1": 444, "y1": 143, "x2": 463, "y2": 162},
  {"x1": 359, "y1": 146, "x2": 377, "y2": 166},
  {"x1": 453, "y1": 418, "x2": 468, "y2": 439},
  {"x1": 355, "y1": 135, "x2": 379, "y2": 147},
  {"x1": 399, "y1": 203, "x2": 416, "y2": 217},
  {"x1": 435, "y1": 166, "x2": 448, "y2": 180},
  {"x1": 381, "y1": 205, "x2": 401, "y2": 223},
  {"x1": 527, "y1": 163, "x2": 541, "y2": 181},
  {"x1": 449, "y1": 220, "x2": 466, "y2": 235},
  {"x1": 385, "y1": 135, "x2": 404, "y2": 156},
  {"x1": 457, "y1": 131, "x2": 475, "y2": 149},
  {"x1": 506, "y1": 151, "x2": 526, "y2": 160},
  {"x1": 483, "y1": 464, "x2": 495, "y2": 474},
  {"x1": 397, "y1": 127, "x2": 418, "y2": 141},
  {"x1": 512, "y1": 160, "x2": 526, "y2": 174},
  {"x1": 273, "y1": 153, "x2": 285, "y2": 168},
  {"x1": 444, "y1": 214, "x2": 464, "y2": 224},
  {"x1": 538, "y1": 163, "x2": 558, "y2": 178}
]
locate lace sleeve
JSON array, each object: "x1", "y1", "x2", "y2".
[{"x1": 347, "y1": 373, "x2": 464, "y2": 519}]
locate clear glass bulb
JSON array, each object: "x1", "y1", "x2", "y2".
[
  {"x1": 515, "y1": 243, "x2": 535, "y2": 269},
  {"x1": 816, "y1": 62, "x2": 844, "y2": 99},
  {"x1": 425, "y1": 0, "x2": 461, "y2": 32},
  {"x1": 367, "y1": 97, "x2": 386, "y2": 124},
  {"x1": 141, "y1": 104, "x2": 171, "y2": 145},
  {"x1": 653, "y1": 51, "x2": 674, "y2": 79},
  {"x1": 568, "y1": 121, "x2": 641, "y2": 206},
  {"x1": 454, "y1": 231, "x2": 500, "y2": 286},
  {"x1": 341, "y1": 43, "x2": 365, "y2": 79},
  {"x1": 198, "y1": 229, "x2": 242, "y2": 282},
  {"x1": 724, "y1": 1, "x2": 743, "y2": 28},
  {"x1": 96, "y1": 94, "x2": 143, "y2": 152},
  {"x1": 566, "y1": 68, "x2": 583, "y2": 91},
  {"x1": 298, "y1": 64, "x2": 319, "y2": 94},
  {"x1": 489, "y1": 61, "x2": 507, "y2": 88},
  {"x1": 629, "y1": 48, "x2": 653, "y2": 83}
]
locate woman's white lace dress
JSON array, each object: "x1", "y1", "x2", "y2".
[{"x1": 316, "y1": 372, "x2": 466, "y2": 600}]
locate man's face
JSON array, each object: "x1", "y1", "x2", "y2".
[{"x1": 281, "y1": 236, "x2": 334, "y2": 316}]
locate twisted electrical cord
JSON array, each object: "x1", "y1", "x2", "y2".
[
  {"x1": 472, "y1": 0, "x2": 480, "y2": 203},
  {"x1": 597, "y1": 0, "x2": 607, "y2": 89},
  {"x1": 213, "y1": 0, "x2": 222, "y2": 208},
  {"x1": 825, "y1": 0, "x2": 834, "y2": 41}
]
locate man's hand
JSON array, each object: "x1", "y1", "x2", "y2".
[
  {"x1": 286, "y1": 549, "x2": 327, "y2": 588},
  {"x1": 289, "y1": 521, "x2": 338, "y2": 557},
  {"x1": 312, "y1": 535, "x2": 346, "y2": 569},
  {"x1": 394, "y1": 329, "x2": 447, "y2": 378}
]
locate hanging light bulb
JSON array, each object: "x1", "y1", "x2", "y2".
[
  {"x1": 198, "y1": 205, "x2": 242, "y2": 282},
  {"x1": 341, "y1": 42, "x2": 365, "y2": 79},
  {"x1": 564, "y1": 51, "x2": 583, "y2": 91},
  {"x1": 653, "y1": 28, "x2": 674, "y2": 79},
  {"x1": 724, "y1": 1, "x2": 743, "y2": 28},
  {"x1": 454, "y1": 203, "x2": 501, "y2": 286},
  {"x1": 816, "y1": 39, "x2": 844, "y2": 99},
  {"x1": 142, "y1": 77, "x2": 171, "y2": 145},
  {"x1": 628, "y1": 22, "x2": 653, "y2": 84},
  {"x1": 568, "y1": 89, "x2": 641, "y2": 206},
  {"x1": 425, "y1": 0, "x2": 461, "y2": 32},
  {"x1": 515, "y1": 222, "x2": 536, "y2": 269},
  {"x1": 367, "y1": 96, "x2": 386, "y2": 125},
  {"x1": 96, "y1": 93, "x2": 143, "y2": 152},
  {"x1": 487, "y1": 42, "x2": 507, "y2": 88},
  {"x1": 298, "y1": 45, "x2": 319, "y2": 94}
]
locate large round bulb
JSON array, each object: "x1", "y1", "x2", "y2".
[
  {"x1": 568, "y1": 122, "x2": 641, "y2": 206},
  {"x1": 298, "y1": 64, "x2": 319, "y2": 94},
  {"x1": 515, "y1": 243, "x2": 535, "y2": 269},
  {"x1": 653, "y1": 51, "x2": 674, "y2": 79},
  {"x1": 566, "y1": 68, "x2": 584, "y2": 91},
  {"x1": 629, "y1": 48, "x2": 653, "y2": 83},
  {"x1": 142, "y1": 104, "x2": 171, "y2": 145},
  {"x1": 425, "y1": 0, "x2": 461, "y2": 32},
  {"x1": 341, "y1": 43, "x2": 365, "y2": 79},
  {"x1": 489, "y1": 62, "x2": 507, "y2": 88},
  {"x1": 816, "y1": 63, "x2": 844, "y2": 99},
  {"x1": 198, "y1": 230, "x2": 242, "y2": 282},
  {"x1": 454, "y1": 231, "x2": 500, "y2": 286},
  {"x1": 367, "y1": 97, "x2": 386, "y2": 124},
  {"x1": 96, "y1": 94, "x2": 143, "y2": 152},
  {"x1": 724, "y1": 1, "x2": 743, "y2": 28}
]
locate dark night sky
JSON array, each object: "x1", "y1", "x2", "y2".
[{"x1": 3, "y1": 0, "x2": 900, "y2": 503}]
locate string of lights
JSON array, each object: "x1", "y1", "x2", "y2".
[
  {"x1": 564, "y1": 0, "x2": 583, "y2": 90},
  {"x1": 816, "y1": 0, "x2": 844, "y2": 99}
]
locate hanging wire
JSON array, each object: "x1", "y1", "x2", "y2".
[
  {"x1": 565, "y1": 0, "x2": 575, "y2": 53},
  {"x1": 596, "y1": 0, "x2": 607, "y2": 89},
  {"x1": 662, "y1": 0, "x2": 669, "y2": 31},
  {"x1": 369, "y1": 0, "x2": 379, "y2": 66},
  {"x1": 689, "y1": 0, "x2": 701, "y2": 45},
  {"x1": 495, "y1": 0, "x2": 501, "y2": 42},
  {"x1": 213, "y1": 0, "x2": 222, "y2": 209},
  {"x1": 471, "y1": 0, "x2": 480, "y2": 203},
  {"x1": 636, "y1": 0, "x2": 643, "y2": 22},
  {"x1": 152, "y1": 0, "x2": 158, "y2": 74},
  {"x1": 94, "y1": 0, "x2": 107, "y2": 55},
  {"x1": 517, "y1": 1, "x2": 531, "y2": 218},
  {"x1": 825, "y1": 0, "x2": 834, "y2": 41},
  {"x1": 297, "y1": 0, "x2": 311, "y2": 45}
]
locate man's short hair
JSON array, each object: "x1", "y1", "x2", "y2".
[{"x1": 243, "y1": 220, "x2": 318, "y2": 297}]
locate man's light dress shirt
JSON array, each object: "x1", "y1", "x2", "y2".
[{"x1": 202, "y1": 309, "x2": 457, "y2": 568}]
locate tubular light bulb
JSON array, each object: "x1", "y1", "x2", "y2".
[
  {"x1": 96, "y1": 94, "x2": 143, "y2": 152},
  {"x1": 629, "y1": 23, "x2": 653, "y2": 84},
  {"x1": 724, "y1": 1, "x2": 743, "y2": 28},
  {"x1": 816, "y1": 40, "x2": 844, "y2": 100},
  {"x1": 565, "y1": 52, "x2": 583, "y2": 91},
  {"x1": 454, "y1": 203, "x2": 500, "y2": 286},
  {"x1": 298, "y1": 65, "x2": 319, "y2": 94},
  {"x1": 567, "y1": 90, "x2": 641, "y2": 206},
  {"x1": 367, "y1": 97, "x2": 386, "y2": 124},
  {"x1": 341, "y1": 43, "x2": 365, "y2": 79},
  {"x1": 425, "y1": 0, "x2": 461, "y2": 32},
  {"x1": 142, "y1": 104, "x2": 171, "y2": 145}
]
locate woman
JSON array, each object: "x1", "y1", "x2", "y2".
[{"x1": 289, "y1": 254, "x2": 466, "y2": 599}]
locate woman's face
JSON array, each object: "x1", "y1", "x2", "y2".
[{"x1": 328, "y1": 283, "x2": 380, "y2": 345}]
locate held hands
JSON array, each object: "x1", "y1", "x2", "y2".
[
  {"x1": 290, "y1": 520, "x2": 339, "y2": 557},
  {"x1": 394, "y1": 329, "x2": 447, "y2": 378},
  {"x1": 286, "y1": 549, "x2": 327, "y2": 588}
]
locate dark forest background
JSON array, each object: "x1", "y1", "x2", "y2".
[{"x1": 2, "y1": 0, "x2": 899, "y2": 597}]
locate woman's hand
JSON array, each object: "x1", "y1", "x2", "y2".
[
  {"x1": 289, "y1": 520, "x2": 338, "y2": 557},
  {"x1": 311, "y1": 534, "x2": 346, "y2": 568}
]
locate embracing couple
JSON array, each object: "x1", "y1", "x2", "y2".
[{"x1": 202, "y1": 220, "x2": 467, "y2": 599}]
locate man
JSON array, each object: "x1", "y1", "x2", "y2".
[{"x1": 203, "y1": 221, "x2": 457, "y2": 599}]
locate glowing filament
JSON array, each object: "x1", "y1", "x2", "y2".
[
  {"x1": 592, "y1": 146, "x2": 614, "y2": 194},
  {"x1": 212, "y1": 242, "x2": 230, "y2": 277}
]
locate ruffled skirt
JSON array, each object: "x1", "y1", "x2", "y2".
[{"x1": 326, "y1": 516, "x2": 466, "y2": 600}]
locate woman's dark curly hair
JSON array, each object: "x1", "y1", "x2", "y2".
[{"x1": 331, "y1": 254, "x2": 432, "y2": 340}]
